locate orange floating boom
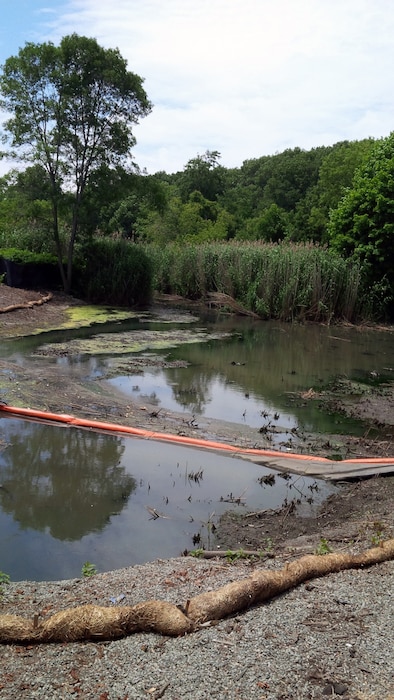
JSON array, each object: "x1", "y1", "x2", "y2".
[{"x1": 1, "y1": 404, "x2": 393, "y2": 481}]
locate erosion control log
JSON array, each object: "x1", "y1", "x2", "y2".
[{"x1": 0, "y1": 539, "x2": 393, "y2": 644}]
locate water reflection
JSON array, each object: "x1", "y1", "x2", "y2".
[
  {"x1": 109, "y1": 322, "x2": 393, "y2": 435},
  {"x1": 0, "y1": 417, "x2": 335, "y2": 581},
  {"x1": 0, "y1": 418, "x2": 135, "y2": 540}
]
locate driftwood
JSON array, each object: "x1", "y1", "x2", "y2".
[
  {"x1": 0, "y1": 292, "x2": 53, "y2": 314},
  {"x1": 0, "y1": 539, "x2": 393, "y2": 644}
]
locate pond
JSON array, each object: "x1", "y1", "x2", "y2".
[
  {"x1": 0, "y1": 414, "x2": 333, "y2": 581},
  {"x1": 0, "y1": 311, "x2": 393, "y2": 580}
]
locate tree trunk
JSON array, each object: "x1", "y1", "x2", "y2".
[{"x1": 51, "y1": 199, "x2": 68, "y2": 292}]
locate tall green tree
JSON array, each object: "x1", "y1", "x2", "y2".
[
  {"x1": 328, "y1": 133, "x2": 394, "y2": 317},
  {"x1": 0, "y1": 34, "x2": 152, "y2": 292},
  {"x1": 179, "y1": 150, "x2": 225, "y2": 202},
  {"x1": 292, "y1": 139, "x2": 375, "y2": 242}
]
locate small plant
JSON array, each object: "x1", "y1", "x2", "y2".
[
  {"x1": 81, "y1": 561, "x2": 97, "y2": 578},
  {"x1": 371, "y1": 521, "x2": 385, "y2": 547},
  {"x1": 225, "y1": 548, "x2": 247, "y2": 562},
  {"x1": 0, "y1": 571, "x2": 10, "y2": 597},
  {"x1": 315, "y1": 537, "x2": 332, "y2": 556},
  {"x1": 224, "y1": 548, "x2": 268, "y2": 562}
]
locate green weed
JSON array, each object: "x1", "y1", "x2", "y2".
[
  {"x1": 81, "y1": 561, "x2": 97, "y2": 578},
  {"x1": 315, "y1": 537, "x2": 332, "y2": 555},
  {"x1": 0, "y1": 571, "x2": 10, "y2": 597}
]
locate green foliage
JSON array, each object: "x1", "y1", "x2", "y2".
[
  {"x1": 240, "y1": 146, "x2": 329, "y2": 213},
  {"x1": 179, "y1": 150, "x2": 225, "y2": 202},
  {"x1": 139, "y1": 190, "x2": 235, "y2": 244},
  {"x1": 75, "y1": 239, "x2": 152, "y2": 306},
  {"x1": 238, "y1": 204, "x2": 289, "y2": 242},
  {"x1": 0, "y1": 34, "x2": 151, "y2": 292},
  {"x1": 292, "y1": 139, "x2": 375, "y2": 242},
  {"x1": 0, "y1": 125, "x2": 390, "y2": 321},
  {"x1": 328, "y1": 134, "x2": 394, "y2": 319},
  {"x1": 0, "y1": 222, "x2": 68, "y2": 257},
  {"x1": 81, "y1": 561, "x2": 97, "y2": 578},
  {"x1": 146, "y1": 241, "x2": 361, "y2": 322},
  {"x1": 0, "y1": 248, "x2": 57, "y2": 264},
  {"x1": 315, "y1": 538, "x2": 332, "y2": 555},
  {"x1": 0, "y1": 571, "x2": 10, "y2": 597}
]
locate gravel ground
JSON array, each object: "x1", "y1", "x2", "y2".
[{"x1": 0, "y1": 554, "x2": 393, "y2": 700}]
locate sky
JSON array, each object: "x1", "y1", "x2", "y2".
[{"x1": 0, "y1": 0, "x2": 394, "y2": 176}]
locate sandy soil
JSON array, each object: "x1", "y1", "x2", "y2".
[{"x1": 1, "y1": 285, "x2": 394, "y2": 556}]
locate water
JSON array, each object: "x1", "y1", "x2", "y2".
[
  {"x1": 108, "y1": 319, "x2": 393, "y2": 437},
  {"x1": 0, "y1": 415, "x2": 332, "y2": 581},
  {"x1": 1, "y1": 313, "x2": 393, "y2": 580}
]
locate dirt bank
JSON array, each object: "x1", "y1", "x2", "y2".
[{"x1": 1, "y1": 285, "x2": 394, "y2": 556}]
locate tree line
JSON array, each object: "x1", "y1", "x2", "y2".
[{"x1": 0, "y1": 34, "x2": 392, "y2": 319}]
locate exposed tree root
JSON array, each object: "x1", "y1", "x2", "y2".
[
  {"x1": 1, "y1": 539, "x2": 393, "y2": 644},
  {"x1": 0, "y1": 292, "x2": 53, "y2": 314}
]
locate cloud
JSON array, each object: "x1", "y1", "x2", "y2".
[{"x1": 2, "y1": 0, "x2": 394, "y2": 175}]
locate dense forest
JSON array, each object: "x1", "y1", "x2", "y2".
[
  {"x1": 1, "y1": 136, "x2": 393, "y2": 320},
  {"x1": 0, "y1": 138, "x2": 377, "y2": 247},
  {"x1": 0, "y1": 35, "x2": 392, "y2": 321}
]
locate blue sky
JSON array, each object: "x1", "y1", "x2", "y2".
[{"x1": 1, "y1": 0, "x2": 394, "y2": 176}]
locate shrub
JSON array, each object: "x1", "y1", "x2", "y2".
[{"x1": 74, "y1": 239, "x2": 152, "y2": 306}]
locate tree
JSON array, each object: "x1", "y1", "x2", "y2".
[
  {"x1": 328, "y1": 133, "x2": 394, "y2": 317},
  {"x1": 106, "y1": 174, "x2": 167, "y2": 240},
  {"x1": 240, "y1": 147, "x2": 328, "y2": 213},
  {"x1": 0, "y1": 34, "x2": 152, "y2": 292},
  {"x1": 179, "y1": 150, "x2": 225, "y2": 202},
  {"x1": 238, "y1": 203, "x2": 289, "y2": 242},
  {"x1": 292, "y1": 139, "x2": 375, "y2": 242}
]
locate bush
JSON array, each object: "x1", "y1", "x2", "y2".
[
  {"x1": 0, "y1": 248, "x2": 57, "y2": 264},
  {"x1": 0, "y1": 248, "x2": 61, "y2": 288},
  {"x1": 74, "y1": 239, "x2": 152, "y2": 306}
]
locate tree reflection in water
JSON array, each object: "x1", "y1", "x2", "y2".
[{"x1": 0, "y1": 419, "x2": 136, "y2": 540}]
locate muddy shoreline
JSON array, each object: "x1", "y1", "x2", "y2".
[{"x1": 1, "y1": 286, "x2": 393, "y2": 555}]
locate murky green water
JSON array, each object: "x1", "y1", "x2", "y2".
[
  {"x1": 0, "y1": 313, "x2": 393, "y2": 580},
  {"x1": 110, "y1": 317, "x2": 393, "y2": 436}
]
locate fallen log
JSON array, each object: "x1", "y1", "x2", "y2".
[
  {"x1": 185, "y1": 549, "x2": 268, "y2": 560},
  {"x1": 0, "y1": 539, "x2": 393, "y2": 643},
  {"x1": 0, "y1": 292, "x2": 53, "y2": 314}
]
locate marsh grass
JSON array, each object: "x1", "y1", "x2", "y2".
[
  {"x1": 75, "y1": 239, "x2": 153, "y2": 306},
  {"x1": 146, "y1": 241, "x2": 362, "y2": 322}
]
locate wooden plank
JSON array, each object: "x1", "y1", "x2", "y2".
[{"x1": 237, "y1": 454, "x2": 394, "y2": 481}]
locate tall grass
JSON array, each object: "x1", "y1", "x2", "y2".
[
  {"x1": 74, "y1": 240, "x2": 152, "y2": 306},
  {"x1": 146, "y1": 241, "x2": 362, "y2": 322}
]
